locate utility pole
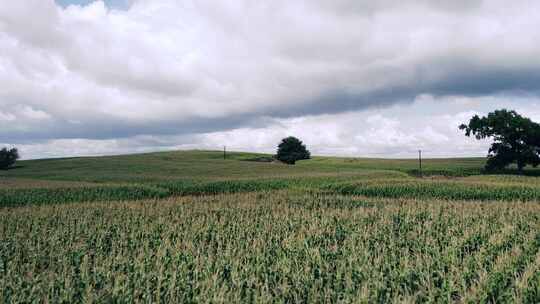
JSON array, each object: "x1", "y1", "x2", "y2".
[
  {"x1": 418, "y1": 150, "x2": 422, "y2": 177},
  {"x1": 224, "y1": 146, "x2": 226, "y2": 160}
]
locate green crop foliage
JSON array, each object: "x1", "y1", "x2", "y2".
[
  {"x1": 1, "y1": 194, "x2": 540, "y2": 303},
  {"x1": 0, "y1": 185, "x2": 169, "y2": 207},
  {"x1": 324, "y1": 180, "x2": 540, "y2": 202}
]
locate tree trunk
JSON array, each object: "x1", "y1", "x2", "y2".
[{"x1": 517, "y1": 163, "x2": 524, "y2": 175}]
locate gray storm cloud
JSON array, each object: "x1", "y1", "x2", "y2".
[{"x1": 1, "y1": 0, "x2": 540, "y2": 158}]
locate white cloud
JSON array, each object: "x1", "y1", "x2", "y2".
[
  {"x1": 0, "y1": 105, "x2": 53, "y2": 135},
  {"x1": 0, "y1": 113, "x2": 16, "y2": 122},
  {"x1": 17, "y1": 105, "x2": 52, "y2": 121}
]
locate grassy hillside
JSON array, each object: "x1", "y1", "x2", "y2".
[{"x1": 0, "y1": 150, "x2": 486, "y2": 184}]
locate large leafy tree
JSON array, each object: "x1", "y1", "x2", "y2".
[
  {"x1": 276, "y1": 137, "x2": 311, "y2": 165},
  {"x1": 459, "y1": 109, "x2": 540, "y2": 173},
  {"x1": 0, "y1": 147, "x2": 20, "y2": 170}
]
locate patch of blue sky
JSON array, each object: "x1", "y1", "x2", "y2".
[{"x1": 55, "y1": 0, "x2": 130, "y2": 10}]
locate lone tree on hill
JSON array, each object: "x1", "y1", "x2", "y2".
[
  {"x1": 276, "y1": 137, "x2": 311, "y2": 165},
  {"x1": 0, "y1": 147, "x2": 20, "y2": 170},
  {"x1": 459, "y1": 109, "x2": 540, "y2": 174}
]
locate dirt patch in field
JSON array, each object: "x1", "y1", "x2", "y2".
[{"x1": 0, "y1": 178, "x2": 103, "y2": 189}]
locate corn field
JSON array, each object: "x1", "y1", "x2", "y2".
[
  {"x1": 1, "y1": 192, "x2": 540, "y2": 303},
  {"x1": 2, "y1": 151, "x2": 540, "y2": 303}
]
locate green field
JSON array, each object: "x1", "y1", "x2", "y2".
[
  {"x1": 1, "y1": 151, "x2": 540, "y2": 302},
  {"x1": 0, "y1": 150, "x2": 486, "y2": 183}
]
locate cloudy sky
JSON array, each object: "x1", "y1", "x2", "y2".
[{"x1": 1, "y1": 0, "x2": 539, "y2": 159}]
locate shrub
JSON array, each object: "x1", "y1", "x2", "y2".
[{"x1": 0, "y1": 147, "x2": 19, "y2": 170}]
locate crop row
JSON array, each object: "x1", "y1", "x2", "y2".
[
  {"x1": 324, "y1": 181, "x2": 540, "y2": 202},
  {"x1": 2, "y1": 175, "x2": 540, "y2": 207},
  {"x1": 0, "y1": 175, "x2": 389, "y2": 207},
  {"x1": 0, "y1": 179, "x2": 291, "y2": 207}
]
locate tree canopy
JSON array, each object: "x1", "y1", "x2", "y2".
[
  {"x1": 459, "y1": 109, "x2": 540, "y2": 173},
  {"x1": 276, "y1": 137, "x2": 311, "y2": 165},
  {"x1": 0, "y1": 147, "x2": 20, "y2": 170}
]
